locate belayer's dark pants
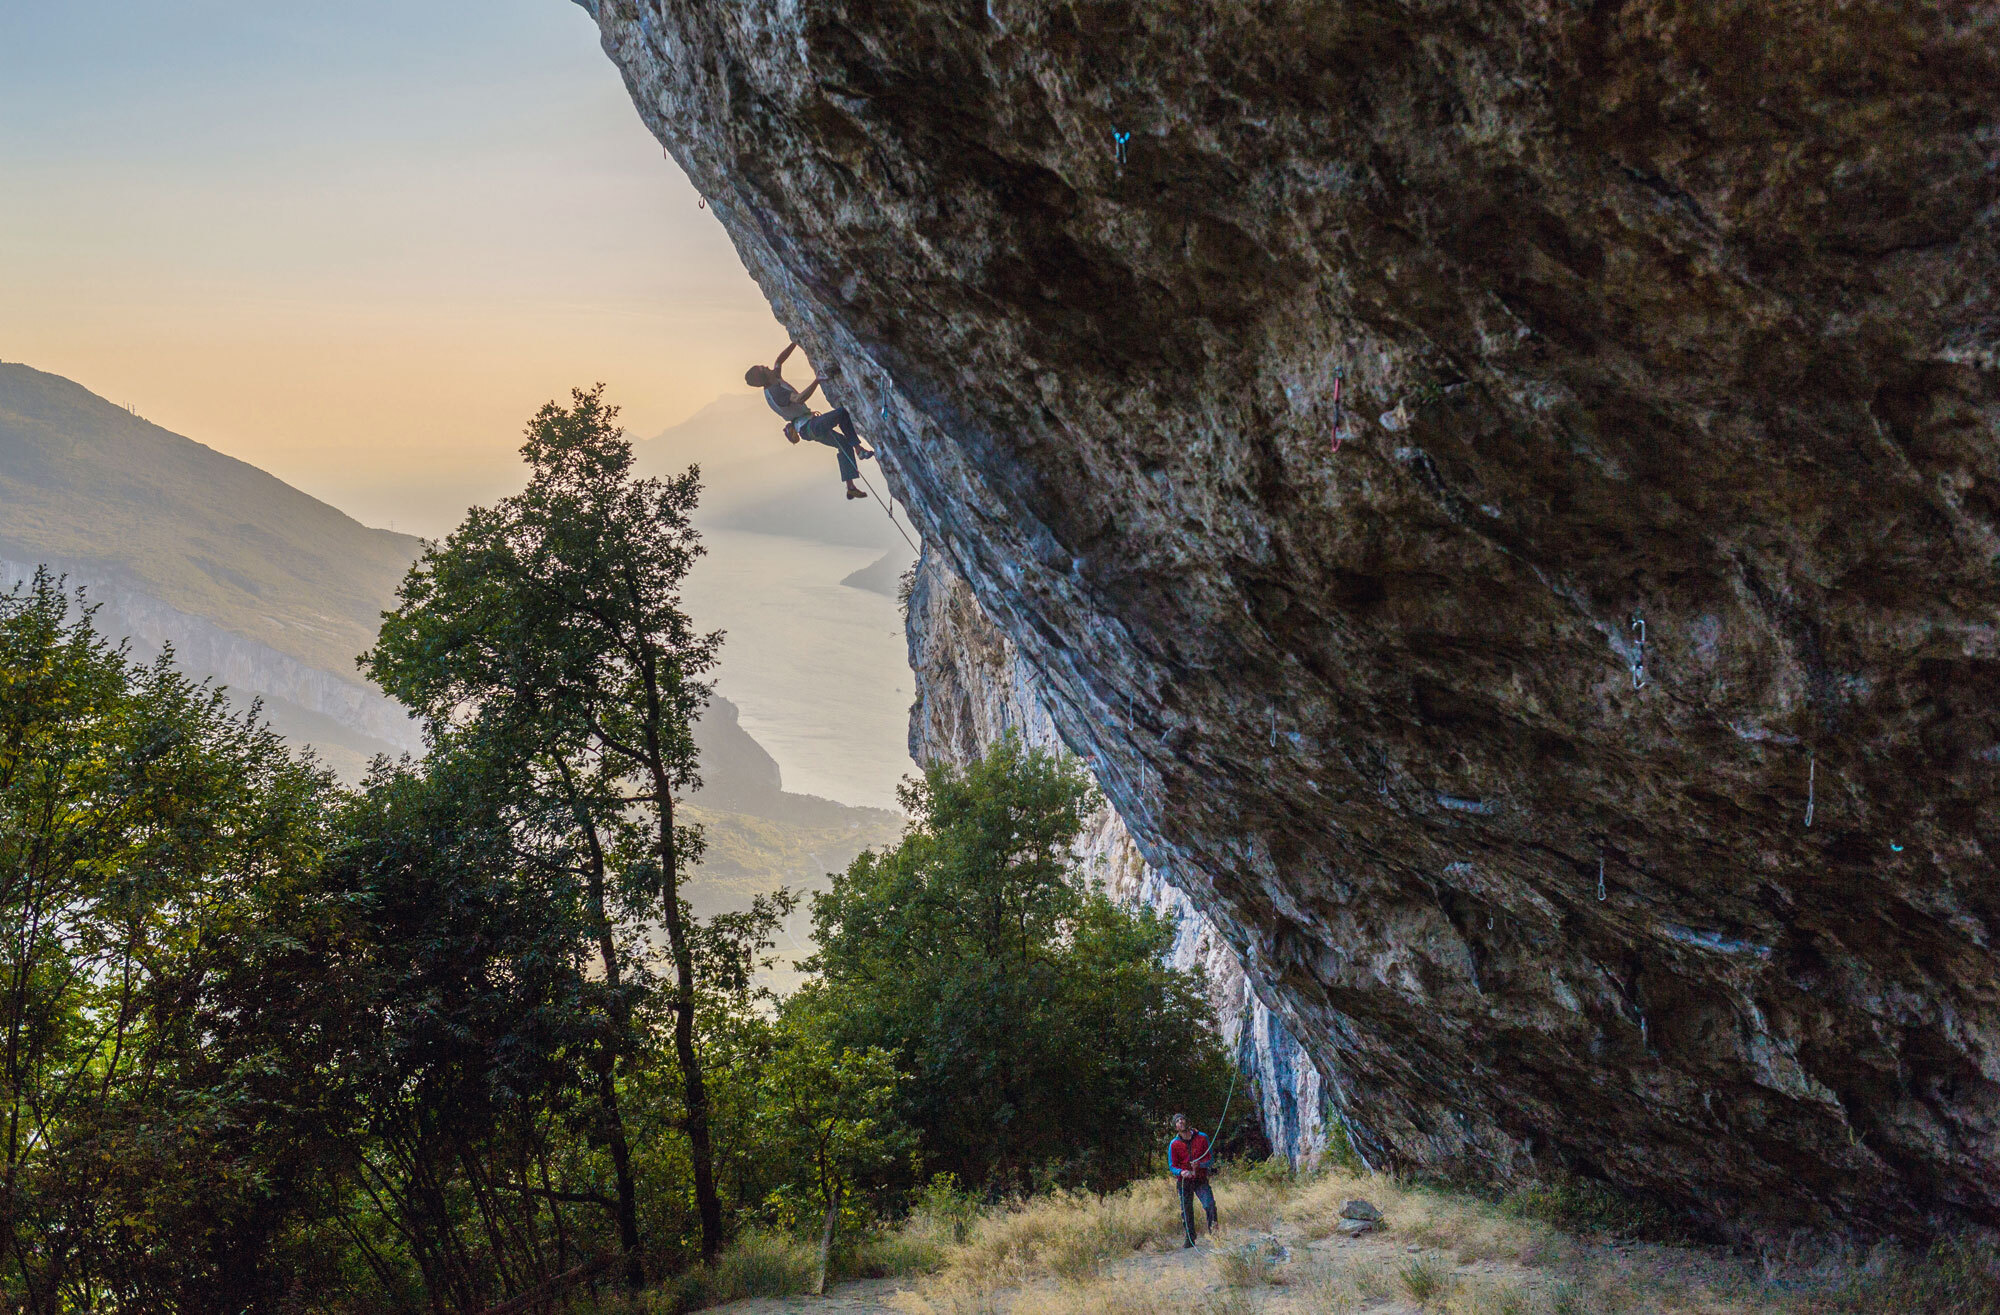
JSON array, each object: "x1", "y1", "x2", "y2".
[
  {"x1": 1178, "y1": 1177, "x2": 1217, "y2": 1243},
  {"x1": 801, "y1": 406, "x2": 862, "y2": 481}
]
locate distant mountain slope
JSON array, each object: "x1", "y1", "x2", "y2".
[
  {"x1": 684, "y1": 693, "x2": 904, "y2": 957},
  {"x1": 0, "y1": 360, "x2": 422, "y2": 679},
  {"x1": 0, "y1": 362, "x2": 901, "y2": 932},
  {"x1": 635, "y1": 392, "x2": 912, "y2": 552}
]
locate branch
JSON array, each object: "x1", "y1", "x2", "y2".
[{"x1": 499, "y1": 1182, "x2": 618, "y2": 1210}]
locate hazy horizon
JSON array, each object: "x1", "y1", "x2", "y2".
[
  {"x1": 0, "y1": 0, "x2": 807, "y2": 538},
  {"x1": 2, "y1": 2, "x2": 905, "y2": 810}
]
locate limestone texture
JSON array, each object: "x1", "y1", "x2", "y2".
[
  {"x1": 578, "y1": 0, "x2": 2000, "y2": 1232},
  {"x1": 904, "y1": 547, "x2": 1328, "y2": 1165}
]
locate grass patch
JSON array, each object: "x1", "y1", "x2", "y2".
[
  {"x1": 1214, "y1": 1241, "x2": 1277, "y2": 1288},
  {"x1": 850, "y1": 1228, "x2": 948, "y2": 1279},
  {"x1": 1399, "y1": 1254, "x2": 1452, "y2": 1303},
  {"x1": 599, "y1": 1231, "x2": 818, "y2": 1312},
  {"x1": 708, "y1": 1230, "x2": 818, "y2": 1301},
  {"x1": 865, "y1": 1162, "x2": 2000, "y2": 1315}
]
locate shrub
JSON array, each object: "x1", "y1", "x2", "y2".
[
  {"x1": 704, "y1": 1231, "x2": 818, "y2": 1303},
  {"x1": 914, "y1": 1173, "x2": 984, "y2": 1244},
  {"x1": 1215, "y1": 1243, "x2": 1277, "y2": 1288},
  {"x1": 1497, "y1": 1174, "x2": 1684, "y2": 1241}
]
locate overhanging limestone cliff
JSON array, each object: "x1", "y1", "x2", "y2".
[{"x1": 578, "y1": 0, "x2": 2000, "y2": 1233}]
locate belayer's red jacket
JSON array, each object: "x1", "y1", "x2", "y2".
[{"x1": 1169, "y1": 1131, "x2": 1212, "y2": 1183}]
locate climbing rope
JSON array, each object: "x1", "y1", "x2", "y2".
[
  {"x1": 1194, "y1": 1062, "x2": 1241, "y2": 1171},
  {"x1": 1597, "y1": 844, "x2": 1607, "y2": 901},
  {"x1": 853, "y1": 466, "x2": 920, "y2": 554}
]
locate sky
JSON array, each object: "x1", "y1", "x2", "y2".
[{"x1": 0, "y1": 0, "x2": 785, "y2": 536}]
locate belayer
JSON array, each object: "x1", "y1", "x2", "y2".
[
  {"x1": 1168, "y1": 1112, "x2": 1219, "y2": 1247},
  {"x1": 745, "y1": 341, "x2": 874, "y2": 500}
]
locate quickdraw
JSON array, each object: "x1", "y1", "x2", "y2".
[
  {"x1": 1331, "y1": 369, "x2": 1346, "y2": 453},
  {"x1": 1805, "y1": 750, "x2": 1815, "y2": 829}
]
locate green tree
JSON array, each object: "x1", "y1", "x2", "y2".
[
  {"x1": 314, "y1": 746, "x2": 614, "y2": 1309},
  {"x1": 807, "y1": 734, "x2": 1229, "y2": 1193},
  {"x1": 0, "y1": 570, "x2": 340, "y2": 1310},
  {"x1": 753, "y1": 1005, "x2": 908, "y2": 1293},
  {"x1": 364, "y1": 385, "x2": 730, "y2": 1270}
]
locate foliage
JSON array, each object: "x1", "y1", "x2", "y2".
[
  {"x1": 364, "y1": 384, "x2": 732, "y2": 1275},
  {"x1": 0, "y1": 396, "x2": 1253, "y2": 1312},
  {"x1": 0, "y1": 569, "x2": 343, "y2": 1310},
  {"x1": 748, "y1": 1007, "x2": 910, "y2": 1233},
  {"x1": 806, "y1": 733, "x2": 1230, "y2": 1194},
  {"x1": 305, "y1": 746, "x2": 625, "y2": 1309}
]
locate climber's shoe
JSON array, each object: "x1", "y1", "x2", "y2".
[
  {"x1": 857, "y1": 446, "x2": 876, "y2": 461},
  {"x1": 846, "y1": 486, "x2": 869, "y2": 500}
]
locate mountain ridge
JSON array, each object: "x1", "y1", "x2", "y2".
[{"x1": 0, "y1": 359, "x2": 422, "y2": 681}]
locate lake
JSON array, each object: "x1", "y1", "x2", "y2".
[{"x1": 681, "y1": 526, "x2": 917, "y2": 813}]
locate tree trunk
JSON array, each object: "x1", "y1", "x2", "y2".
[
  {"x1": 652, "y1": 774, "x2": 724, "y2": 1265},
  {"x1": 815, "y1": 1183, "x2": 843, "y2": 1297},
  {"x1": 592, "y1": 1058, "x2": 645, "y2": 1291},
  {"x1": 627, "y1": 589, "x2": 723, "y2": 1266},
  {"x1": 564, "y1": 767, "x2": 645, "y2": 1288}
]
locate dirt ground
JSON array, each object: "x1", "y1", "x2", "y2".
[
  {"x1": 691, "y1": 1167, "x2": 1996, "y2": 1315},
  {"x1": 706, "y1": 1216, "x2": 1563, "y2": 1313}
]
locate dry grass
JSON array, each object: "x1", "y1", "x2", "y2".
[
  {"x1": 1000, "y1": 1276, "x2": 1255, "y2": 1315},
  {"x1": 1214, "y1": 1240, "x2": 1280, "y2": 1289},
  {"x1": 869, "y1": 1164, "x2": 2000, "y2": 1315},
  {"x1": 1399, "y1": 1254, "x2": 1455, "y2": 1305},
  {"x1": 884, "y1": 1187, "x2": 1181, "y2": 1313}
]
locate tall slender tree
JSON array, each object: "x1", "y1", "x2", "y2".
[{"x1": 364, "y1": 385, "x2": 728, "y2": 1271}]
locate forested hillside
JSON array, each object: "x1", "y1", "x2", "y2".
[
  {"x1": 0, "y1": 360, "x2": 425, "y2": 775},
  {"x1": 0, "y1": 360, "x2": 421, "y2": 676}
]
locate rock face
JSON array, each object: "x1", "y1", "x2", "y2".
[
  {"x1": 905, "y1": 547, "x2": 1328, "y2": 1165},
  {"x1": 580, "y1": 1, "x2": 2000, "y2": 1233}
]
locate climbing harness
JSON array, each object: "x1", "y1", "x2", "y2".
[
  {"x1": 1330, "y1": 369, "x2": 1346, "y2": 453},
  {"x1": 1804, "y1": 750, "x2": 1815, "y2": 829},
  {"x1": 1113, "y1": 129, "x2": 1131, "y2": 165},
  {"x1": 1629, "y1": 617, "x2": 1647, "y2": 690},
  {"x1": 853, "y1": 467, "x2": 920, "y2": 554}
]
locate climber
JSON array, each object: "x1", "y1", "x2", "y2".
[
  {"x1": 745, "y1": 341, "x2": 874, "y2": 500},
  {"x1": 1168, "y1": 1112, "x2": 1219, "y2": 1248}
]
